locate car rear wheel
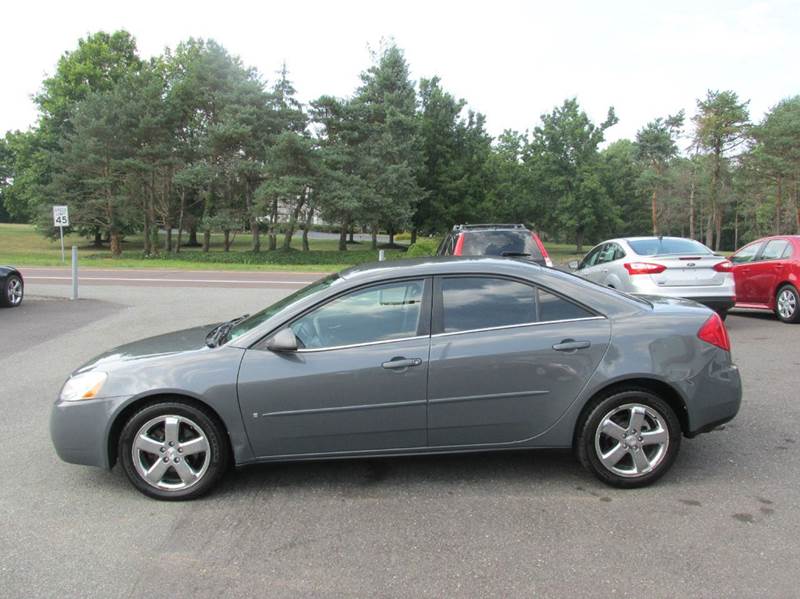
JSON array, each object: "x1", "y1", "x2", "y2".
[
  {"x1": 577, "y1": 389, "x2": 681, "y2": 488},
  {"x1": 1, "y1": 275, "x2": 23, "y2": 308},
  {"x1": 118, "y1": 401, "x2": 229, "y2": 500},
  {"x1": 775, "y1": 285, "x2": 800, "y2": 323}
]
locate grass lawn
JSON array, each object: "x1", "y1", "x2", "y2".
[{"x1": 0, "y1": 223, "x2": 586, "y2": 272}]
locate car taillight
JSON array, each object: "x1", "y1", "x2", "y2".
[
  {"x1": 623, "y1": 262, "x2": 667, "y2": 275},
  {"x1": 697, "y1": 313, "x2": 731, "y2": 351},
  {"x1": 713, "y1": 260, "x2": 734, "y2": 272},
  {"x1": 453, "y1": 234, "x2": 464, "y2": 256},
  {"x1": 531, "y1": 233, "x2": 553, "y2": 267}
]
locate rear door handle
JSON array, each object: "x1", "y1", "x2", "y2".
[
  {"x1": 552, "y1": 340, "x2": 591, "y2": 352},
  {"x1": 382, "y1": 357, "x2": 423, "y2": 370}
]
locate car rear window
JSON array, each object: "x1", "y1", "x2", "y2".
[
  {"x1": 461, "y1": 230, "x2": 542, "y2": 259},
  {"x1": 628, "y1": 238, "x2": 712, "y2": 256}
]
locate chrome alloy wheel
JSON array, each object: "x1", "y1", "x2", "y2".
[
  {"x1": 7, "y1": 278, "x2": 22, "y2": 305},
  {"x1": 594, "y1": 403, "x2": 669, "y2": 478},
  {"x1": 132, "y1": 415, "x2": 211, "y2": 491},
  {"x1": 778, "y1": 288, "x2": 797, "y2": 320}
]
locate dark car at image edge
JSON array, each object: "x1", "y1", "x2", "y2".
[{"x1": 0, "y1": 266, "x2": 24, "y2": 307}]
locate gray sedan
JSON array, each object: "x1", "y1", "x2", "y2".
[{"x1": 50, "y1": 258, "x2": 742, "y2": 500}]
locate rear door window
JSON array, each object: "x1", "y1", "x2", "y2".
[
  {"x1": 538, "y1": 289, "x2": 594, "y2": 322},
  {"x1": 596, "y1": 244, "x2": 618, "y2": 264},
  {"x1": 438, "y1": 277, "x2": 594, "y2": 333},
  {"x1": 440, "y1": 277, "x2": 536, "y2": 332},
  {"x1": 760, "y1": 239, "x2": 789, "y2": 261}
]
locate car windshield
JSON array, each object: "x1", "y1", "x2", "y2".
[
  {"x1": 628, "y1": 238, "x2": 712, "y2": 256},
  {"x1": 226, "y1": 274, "x2": 340, "y2": 342},
  {"x1": 462, "y1": 230, "x2": 542, "y2": 258}
]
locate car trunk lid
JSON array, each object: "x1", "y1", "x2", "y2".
[{"x1": 648, "y1": 255, "x2": 727, "y2": 287}]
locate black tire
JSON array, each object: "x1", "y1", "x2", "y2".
[
  {"x1": 0, "y1": 274, "x2": 23, "y2": 308},
  {"x1": 118, "y1": 400, "x2": 229, "y2": 500},
  {"x1": 576, "y1": 388, "x2": 681, "y2": 488},
  {"x1": 775, "y1": 284, "x2": 800, "y2": 324}
]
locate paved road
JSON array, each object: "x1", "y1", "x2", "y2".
[
  {"x1": 0, "y1": 282, "x2": 798, "y2": 598},
  {"x1": 20, "y1": 267, "x2": 322, "y2": 289}
]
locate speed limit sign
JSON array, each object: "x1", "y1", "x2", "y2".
[
  {"x1": 53, "y1": 205, "x2": 69, "y2": 262},
  {"x1": 53, "y1": 205, "x2": 70, "y2": 227}
]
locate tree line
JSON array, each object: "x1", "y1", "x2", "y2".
[{"x1": 1, "y1": 30, "x2": 799, "y2": 255}]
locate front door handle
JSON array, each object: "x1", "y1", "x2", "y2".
[
  {"x1": 382, "y1": 357, "x2": 423, "y2": 370},
  {"x1": 552, "y1": 339, "x2": 591, "y2": 352}
]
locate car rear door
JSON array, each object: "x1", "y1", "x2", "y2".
[
  {"x1": 426, "y1": 275, "x2": 611, "y2": 447},
  {"x1": 749, "y1": 239, "x2": 791, "y2": 304},
  {"x1": 237, "y1": 278, "x2": 432, "y2": 457}
]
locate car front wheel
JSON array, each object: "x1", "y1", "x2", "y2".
[
  {"x1": 776, "y1": 285, "x2": 800, "y2": 323},
  {"x1": 577, "y1": 389, "x2": 681, "y2": 488},
  {"x1": 118, "y1": 400, "x2": 229, "y2": 500}
]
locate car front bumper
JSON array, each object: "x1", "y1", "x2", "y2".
[{"x1": 50, "y1": 395, "x2": 130, "y2": 469}]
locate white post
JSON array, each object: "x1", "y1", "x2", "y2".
[
  {"x1": 71, "y1": 245, "x2": 78, "y2": 300},
  {"x1": 378, "y1": 249, "x2": 385, "y2": 262},
  {"x1": 59, "y1": 226, "x2": 65, "y2": 263}
]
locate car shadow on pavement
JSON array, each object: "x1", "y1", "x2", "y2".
[{"x1": 218, "y1": 450, "x2": 590, "y2": 497}]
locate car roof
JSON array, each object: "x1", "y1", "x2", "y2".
[
  {"x1": 451, "y1": 224, "x2": 529, "y2": 232},
  {"x1": 340, "y1": 256, "x2": 542, "y2": 281},
  {"x1": 620, "y1": 236, "x2": 701, "y2": 242}
]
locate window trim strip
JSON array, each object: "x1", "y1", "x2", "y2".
[
  {"x1": 296, "y1": 334, "x2": 430, "y2": 353},
  {"x1": 431, "y1": 316, "x2": 606, "y2": 339}
]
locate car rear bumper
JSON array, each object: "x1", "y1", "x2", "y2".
[{"x1": 686, "y1": 362, "x2": 742, "y2": 437}]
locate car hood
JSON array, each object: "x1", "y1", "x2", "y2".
[{"x1": 75, "y1": 324, "x2": 219, "y2": 373}]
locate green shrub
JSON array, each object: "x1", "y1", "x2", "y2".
[{"x1": 405, "y1": 238, "x2": 440, "y2": 257}]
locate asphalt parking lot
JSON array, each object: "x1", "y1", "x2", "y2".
[{"x1": 1, "y1": 281, "x2": 798, "y2": 598}]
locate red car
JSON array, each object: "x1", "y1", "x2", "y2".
[{"x1": 730, "y1": 235, "x2": 800, "y2": 323}]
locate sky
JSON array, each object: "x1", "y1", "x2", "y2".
[{"x1": 1, "y1": 0, "x2": 798, "y2": 146}]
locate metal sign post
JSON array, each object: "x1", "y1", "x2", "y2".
[
  {"x1": 71, "y1": 245, "x2": 78, "y2": 300},
  {"x1": 53, "y1": 205, "x2": 69, "y2": 263}
]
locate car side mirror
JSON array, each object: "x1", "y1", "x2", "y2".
[
  {"x1": 266, "y1": 328, "x2": 298, "y2": 352},
  {"x1": 568, "y1": 260, "x2": 579, "y2": 271}
]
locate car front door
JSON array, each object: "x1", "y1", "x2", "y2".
[
  {"x1": 237, "y1": 278, "x2": 432, "y2": 457},
  {"x1": 578, "y1": 244, "x2": 606, "y2": 282},
  {"x1": 731, "y1": 241, "x2": 765, "y2": 304},
  {"x1": 426, "y1": 276, "x2": 611, "y2": 447}
]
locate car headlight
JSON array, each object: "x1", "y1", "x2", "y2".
[{"x1": 60, "y1": 371, "x2": 108, "y2": 402}]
